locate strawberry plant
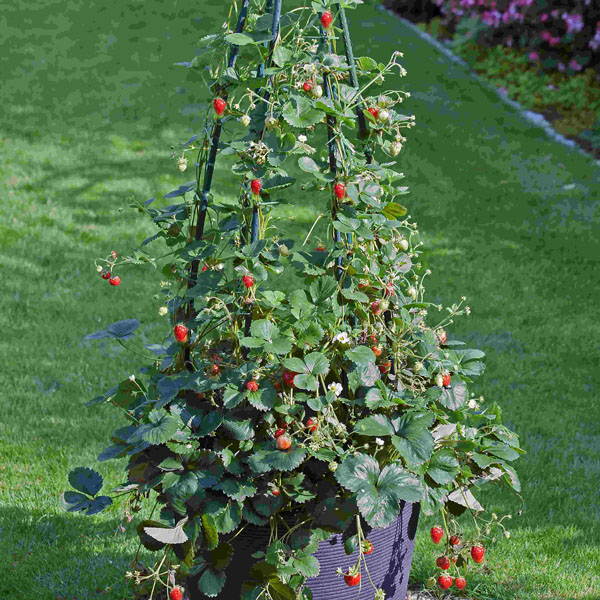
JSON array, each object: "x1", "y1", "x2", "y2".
[{"x1": 63, "y1": 0, "x2": 523, "y2": 598}]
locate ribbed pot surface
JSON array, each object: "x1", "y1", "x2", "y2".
[{"x1": 187, "y1": 501, "x2": 420, "y2": 600}]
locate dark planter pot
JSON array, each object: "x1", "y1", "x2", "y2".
[{"x1": 187, "y1": 501, "x2": 420, "y2": 600}]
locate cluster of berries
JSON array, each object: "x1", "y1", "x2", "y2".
[
  {"x1": 430, "y1": 526, "x2": 486, "y2": 591},
  {"x1": 98, "y1": 251, "x2": 120, "y2": 286}
]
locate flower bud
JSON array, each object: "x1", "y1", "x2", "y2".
[
  {"x1": 240, "y1": 114, "x2": 251, "y2": 127},
  {"x1": 398, "y1": 238, "x2": 409, "y2": 251},
  {"x1": 158, "y1": 306, "x2": 168, "y2": 316},
  {"x1": 177, "y1": 157, "x2": 188, "y2": 173}
]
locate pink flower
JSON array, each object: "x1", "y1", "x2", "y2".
[
  {"x1": 529, "y1": 51, "x2": 539, "y2": 61},
  {"x1": 549, "y1": 36, "x2": 560, "y2": 46},
  {"x1": 541, "y1": 30, "x2": 552, "y2": 42}
]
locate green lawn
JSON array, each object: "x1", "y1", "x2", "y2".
[{"x1": 2, "y1": 2, "x2": 600, "y2": 599}]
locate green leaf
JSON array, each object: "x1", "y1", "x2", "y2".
[
  {"x1": 197, "y1": 568, "x2": 226, "y2": 597},
  {"x1": 292, "y1": 374, "x2": 318, "y2": 392},
  {"x1": 283, "y1": 357, "x2": 306, "y2": 372},
  {"x1": 281, "y1": 96, "x2": 325, "y2": 128},
  {"x1": 304, "y1": 352, "x2": 329, "y2": 375},
  {"x1": 390, "y1": 413, "x2": 435, "y2": 465},
  {"x1": 218, "y1": 478, "x2": 257, "y2": 502},
  {"x1": 202, "y1": 514, "x2": 219, "y2": 550},
  {"x1": 310, "y1": 276, "x2": 337, "y2": 304},
  {"x1": 354, "y1": 415, "x2": 395, "y2": 437},
  {"x1": 133, "y1": 410, "x2": 179, "y2": 445},
  {"x1": 251, "y1": 319, "x2": 278, "y2": 342},
  {"x1": 263, "y1": 175, "x2": 295, "y2": 192},
  {"x1": 272, "y1": 45, "x2": 293, "y2": 66},
  {"x1": 427, "y1": 449, "x2": 459, "y2": 485},
  {"x1": 298, "y1": 156, "x2": 320, "y2": 173},
  {"x1": 247, "y1": 385, "x2": 276, "y2": 411},
  {"x1": 222, "y1": 418, "x2": 254, "y2": 441},
  {"x1": 211, "y1": 502, "x2": 242, "y2": 534},
  {"x1": 137, "y1": 520, "x2": 168, "y2": 551},
  {"x1": 68, "y1": 467, "x2": 103, "y2": 496},
  {"x1": 224, "y1": 32, "x2": 255, "y2": 45},
  {"x1": 345, "y1": 346, "x2": 376, "y2": 366},
  {"x1": 223, "y1": 385, "x2": 245, "y2": 409},
  {"x1": 438, "y1": 382, "x2": 467, "y2": 411},
  {"x1": 248, "y1": 443, "x2": 307, "y2": 473},
  {"x1": 292, "y1": 555, "x2": 320, "y2": 578},
  {"x1": 61, "y1": 491, "x2": 91, "y2": 513},
  {"x1": 265, "y1": 337, "x2": 292, "y2": 355},
  {"x1": 241, "y1": 337, "x2": 264, "y2": 349},
  {"x1": 334, "y1": 453, "x2": 379, "y2": 493},
  {"x1": 382, "y1": 202, "x2": 407, "y2": 219}
]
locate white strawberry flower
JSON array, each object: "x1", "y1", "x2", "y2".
[
  {"x1": 334, "y1": 332, "x2": 350, "y2": 344},
  {"x1": 375, "y1": 438, "x2": 385, "y2": 446},
  {"x1": 328, "y1": 382, "x2": 343, "y2": 396},
  {"x1": 96, "y1": 265, "x2": 103, "y2": 273},
  {"x1": 468, "y1": 399, "x2": 479, "y2": 410},
  {"x1": 298, "y1": 134, "x2": 307, "y2": 143},
  {"x1": 158, "y1": 306, "x2": 168, "y2": 316},
  {"x1": 129, "y1": 374, "x2": 136, "y2": 382}
]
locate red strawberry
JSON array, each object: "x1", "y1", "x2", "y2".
[
  {"x1": 306, "y1": 418, "x2": 318, "y2": 432},
  {"x1": 449, "y1": 535, "x2": 461, "y2": 547},
  {"x1": 368, "y1": 107, "x2": 379, "y2": 120},
  {"x1": 438, "y1": 575, "x2": 453, "y2": 590},
  {"x1": 455, "y1": 576, "x2": 467, "y2": 590},
  {"x1": 334, "y1": 183, "x2": 346, "y2": 200},
  {"x1": 369, "y1": 334, "x2": 377, "y2": 343},
  {"x1": 174, "y1": 324, "x2": 188, "y2": 343},
  {"x1": 438, "y1": 329, "x2": 447, "y2": 344},
  {"x1": 471, "y1": 545, "x2": 485, "y2": 563},
  {"x1": 246, "y1": 380, "x2": 259, "y2": 392},
  {"x1": 213, "y1": 98, "x2": 226, "y2": 116},
  {"x1": 272, "y1": 488, "x2": 281, "y2": 496},
  {"x1": 372, "y1": 346, "x2": 382, "y2": 357},
  {"x1": 436, "y1": 556, "x2": 450, "y2": 570},
  {"x1": 110, "y1": 250, "x2": 117, "y2": 259},
  {"x1": 109, "y1": 276, "x2": 121, "y2": 286},
  {"x1": 315, "y1": 243, "x2": 326, "y2": 252},
  {"x1": 442, "y1": 373, "x2": 451, "y2": 387},
  {"x1": 282, "y1": 370, "x2": 296, "y2": 387},
  {"x1": 385, "y1": 281, "x2": 395, "y2": 296},
  {"x1": 344, "y1": 571, "x2": 361, "y2": 587},
  {"x1": 201, "y1": 264, "x2": 209, "y2": 272},
  {"x1": 430, "y1": 526, "x2": 444, "y2": 544},
  {"x1": 250, "y1": 179, "x2": 262, "y2": 195},
  {"x1": 242, "y1": 274, "x2": 255, "y2": 288},
  {"x1": 274, "y1": 428, "x2": 286, "y2": 439},
  {"x1": 363, "y1": 540, "x2": 373, "y2": 555},
  {"x1": 170, "y1": 587, "x2": 183, "y2": 600},
  {"x1": 276, "y1": 433, "x2": 292, "y2": 450},
  {"x1": 303, "y1": 81, "x2": 313, "y2": 92},
  {"x1": 210, "y1": 363, "x2": 220, "y2": 376},
  {"x1": 371, "y1": 301, "x2": 381, "y2": 315},
  {"x1": 101, "y1": 270, "x2": 111, "y2": 280},
  {"x1": 378, "y1": 361, "x2": 391, "y2": 374},
  {"x1": 320, "y1": 11, "x2": 333, "y2": 29}
]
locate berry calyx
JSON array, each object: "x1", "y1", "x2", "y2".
[
  {"x1": 455, "y1": 576, "x2": 467, "y2": 590},
  {"x1": 242, "y1": 274, "x2": 255, "y2": 288},
  {"x1": 210, "y1": 363, "x2": 220, "y2": 376},
  {"x1": 368, "y1": 106, "x2": 379, "y2": 120},
  {"x1": 109, "y1": 276, "x2": 121, "y2": 286},
  {"x1": 344, "y1": 571, "x2": 361, "y2": 587},
  {"x1": 213, "y1": 98, "x2": 226, "y2": 116},
  {"x1": 372, "y1": 346, "x2": 382, "y2": 357},
  {"x1": 436, "y1": 556, "x2": 450, "y2": 570},
  {"x1": 306, "y1": 418, "x2": 318, "y2": 432},
  {"x1": 282, "y1": 370, "x2": 296, "y2": 387},
  {"x1": 320, "y1": 11, "x2": 333, "y2": 29},
  {"x1": 471, "y1": 545, "x2": 485, "y2": 563},
  {"x1": 334, "y1": 183, "x2": 346, "y2": 200},
  {"x1": 442, "y1": 373, "x2": 451, "y2": 387},
  {"x1": 101, "y1": 270, "x2": 111, "y2": 280},
  {"x1": 449, "y1": 535, "x2": 461, "y2": 547},
  {"x1": 174, "y1": 324, "x2": 188, "y2": 343},
  {"x1": 276, "y1": 433, "x2": 292, "y2": 450},
  {"x1": 437, "y1": 575, "x2": 453, "y2": 590},
  {"x1": 371, "y1": 300, "x2": 381, "y2": 315},
  {"x1": 246, "y1": 380, "x2": 259, "y2": 392},
  {"x1": 363, "y1": 540, "x2": 373, "y2": 555},
  {"x1": 303, "y1": 81, "x2": 313, "y2": 92},
  {"x1": 250, "y1": 179, "x2": 262, "y2": 195},
  {"x1": 430, "y1": 526, "x2": 444, "y2": 544},
  {"x1": 170, "y1": 587, "x2": 183, "y2": 600}
]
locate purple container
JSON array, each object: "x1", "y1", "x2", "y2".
[{"x1": 187, "y1": 502, "x2": 419, "y2": 600}]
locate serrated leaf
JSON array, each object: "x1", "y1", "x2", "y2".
[
  {"x1": 68, "y1": 467, "x2": 103, "y2": 496},
  {"x1": 354, "y1": 414, "x2": 395, "y2": 436},
  {"x1": 427, "y1": 449, "x2": 459, "y2": 485},
  {"x1": 211, "y1": 503, "x2": 242, "y2": 534},
  {"x1": 345, "y1": 345, "x2": 376, "y2": 366},
  {"x1": 250, "y1": 319, "x2": 278, "y2": 342},
  {"x1": 304, "y1": 352, "x2": 329, "y2": 375},
  {"x1": 382, "y1": 202, "x2": 407, "y2": 219},
  {"x1": 132, "y1": 411, "x2": 179, "y2": 445},
  {"x1": 248, "y1": 443, "x2": 306, "y2": 473},
  {"x1": 85, "y1": 496, "x2": 112, "y2": 515},
  {"x1": 334, "y1": 453, "x2": 379, "y2": 493},
  {"x1": 221, "y1": 418, "x2": 254, "y2": 441},
  {"x1": 61, "y1": 491, "x2": 91, "y2": 513},
  {"x1": 438, "y1": 382, "x2": 467, "y2": 411},
  {"x1": 292, "y1": 555, "x2": 320, "y2": 578},
  {"x1": 197, "y1": 568, "x2": 227, "y2": 597},
  {"x1": 218, "y1": 478, "x2": 257, "y2": 502},
  {"x1": 298, "y1": 156, "x2": 320, "y2": 173},
  {"x1": 202, "y1": 514, "x2": 219, "y2": 550},
  {"x1": 282, "y1": 96, "x2": 325, "y2": 128},
  {"x1": 224, "y1": 32, "x2": 255, "y2": 45},
  {"x1": 144, "y1": 523, "x2": 188, "y2": 544},
  {"x1": 293, "y1": 373, "x2": 319, "y2": 392},
  {"x1": 447, "y1": 487, "x2": 483, "y2": 512},
  {"x1": 390, "y1": 412, "x2": 435, "y2": 465}
]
